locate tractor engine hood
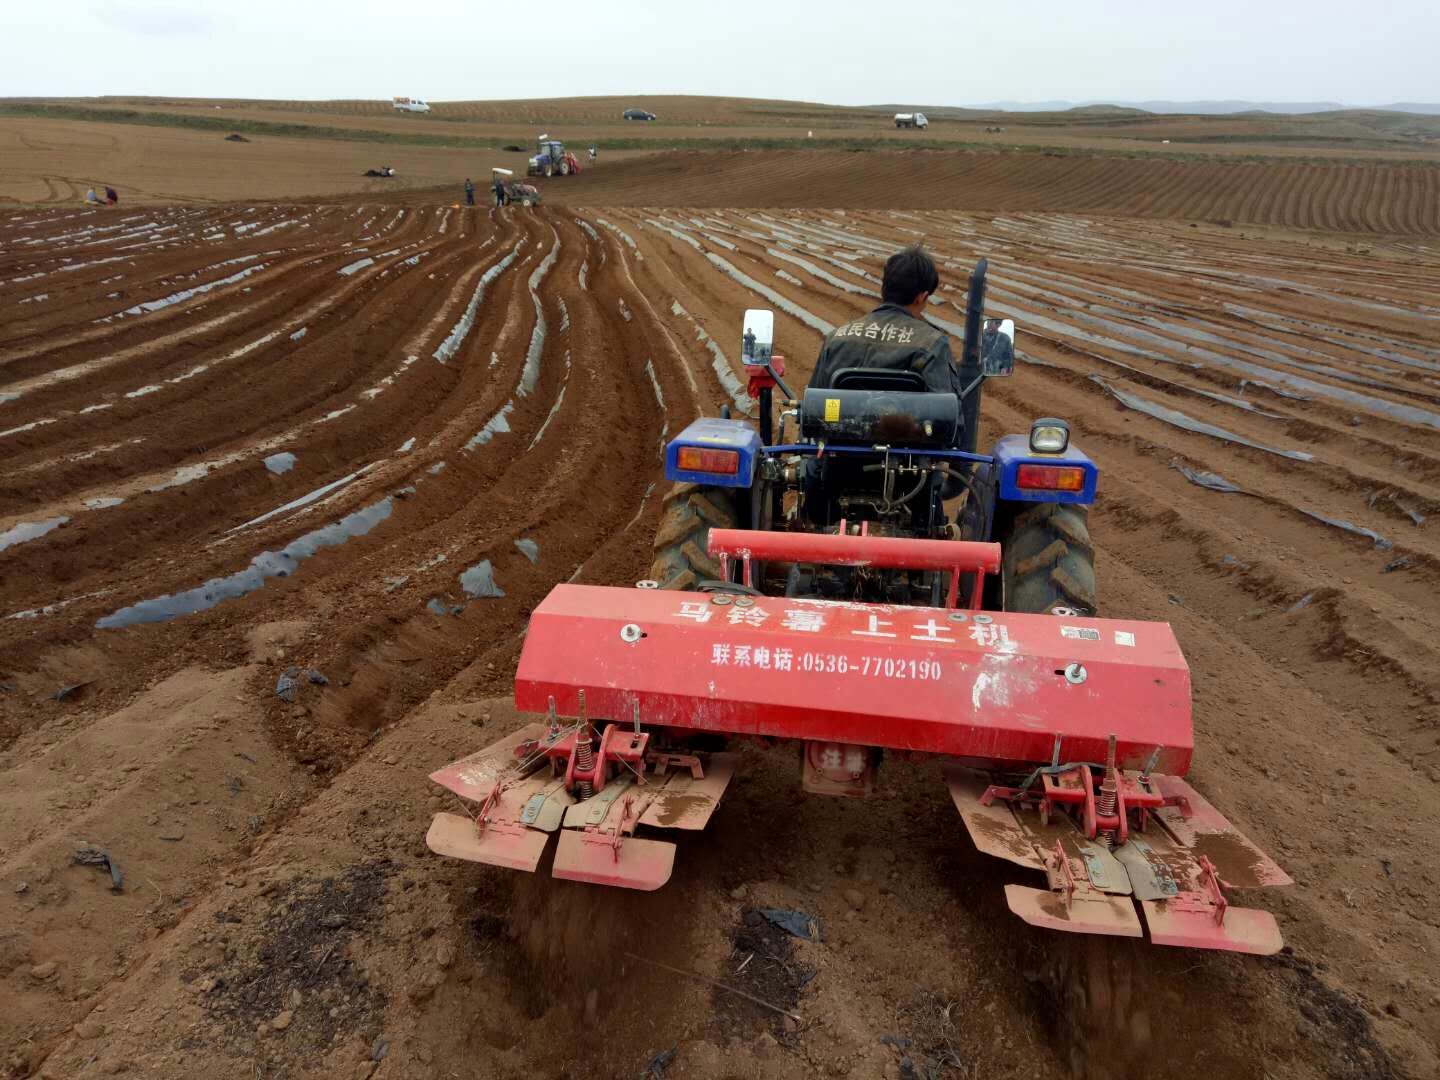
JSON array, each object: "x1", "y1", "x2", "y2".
[{"x1": 513, "y1": 584, "x2": 1194, "y2": 774}]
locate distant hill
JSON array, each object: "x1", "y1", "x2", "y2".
[{"x1": 968, "y1": 100, "x2": 1440, "y2": 116}]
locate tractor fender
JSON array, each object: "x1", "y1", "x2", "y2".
[{"x1": 989, "y1": 435, "x2": 1097, "y2": 506}]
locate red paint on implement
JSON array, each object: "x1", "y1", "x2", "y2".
[{"x1": 513, "y1": 583, "x2": 1193, "y2": 774}]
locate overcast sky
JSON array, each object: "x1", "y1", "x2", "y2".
[{"x1": 3, "y1": 0, "x2": 1435, "y2": 106}]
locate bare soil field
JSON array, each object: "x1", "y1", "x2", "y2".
[
  {"x1": 0, "y1": 117, "x2": 586, "y2": 206},
  {"x1": 6, "y1": 113, "x2": 1440, "y2": 239},
  {"x1": 534, "y1": 150, "x2": 1440, "y2": 233},
  {"x1": 2, "y1": 184, "x2": 1439, "y2": 1080},
  {"x1": 23, "y1": 94, "x2": 1440, "y2": 162}
]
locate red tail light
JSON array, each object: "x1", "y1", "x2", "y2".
[
  {"x1": 677, "y1": 446, "x2": 740, "y2": 475},
  {"x1": 1017, "y1": 464, "x2": 1085, "y2": 492}
]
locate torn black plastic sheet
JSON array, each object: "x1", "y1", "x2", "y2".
[
  {"x1": 1238, "y1": 378, "x2": 1311, "y2": 402},
  {"x1": 1101, "y1": 360, "x2": 1286, "y2": 419},
  {"x1": 754, "y1": 907, "x2": 821, "y2": 941},
  {"x1": 1169, "y1": 459, "x2": 1248, "y2": 494},
  {"x1": 275, "y1": 666, "x2": 328, "y2": 703},
  {"x1": 74, "y1": 845, "x2": 123, "y2": 891},
  {"x1": 459, "y1": 560, "x2": 504, "y2": 599},
  {"x1": 1170, "y1": 459, "x2": 1393, "y2": 549},
  {"x1": 1297, "y1": 510, "x2": 1393, "y2": 550},
  {"x1": 97, "y1": 498, "x2": 394, "y2": 628},
  {"x1": 1094, "y1": 377, "x2": 1314, "y2": 461}
]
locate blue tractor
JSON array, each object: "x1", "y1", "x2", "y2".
[
  {"x1": 425, "y1": 258, "x2": 1291, "y2": 952},
  {"x1": 526, "y1": 134, "x2": 581, "y2": 178},
  {"x1": 649, "y1": 259, "x2": 1098, "y2": 619}
]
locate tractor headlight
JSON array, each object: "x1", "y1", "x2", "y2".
[{"x1": 1029, "y1": 418, "x2": 1070, "y2": 454}]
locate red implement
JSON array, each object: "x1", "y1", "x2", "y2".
[
  {"x1": 514, "y1": 583, "x2": 1193, "y2": 774},
  {"x1": 427, "y1": 571, "x2": 1288, "y2": 952}
]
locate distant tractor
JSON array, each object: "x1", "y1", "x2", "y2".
[
  {"x1": 895, "y1": 112, "x2": 929, "y2": 129},
  {"x1": 392, "y1": 96, "x2": 431, "y2": 114},
  {"x1": 493, "y1": 167, "x2": 540, "y2": 207},
  {"x1": 527, "y1": 134, "x2": 582, "y2": 178}
]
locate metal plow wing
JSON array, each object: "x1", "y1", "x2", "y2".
[
  {"x1": 426, "y1": 721, "x2": 736, "y2": 890},
  {"x1": 947, "y1": 766, "x2": 1292, "y2": 954}
]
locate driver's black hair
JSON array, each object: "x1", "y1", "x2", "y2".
[{"x1": 881, "y1": 245, "x2": 939, "y2": 306}]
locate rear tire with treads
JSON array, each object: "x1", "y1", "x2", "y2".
[
  {"x1": 1001, "y1": 502, "x2": 1097, "y2": 615},
  {"x1": 648, "y1": 484, "x2": 738, "y2": 590}
]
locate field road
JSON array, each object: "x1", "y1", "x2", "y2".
[{"x1": 1, "y1": 197, "x2": 1438, "y2": 1079}]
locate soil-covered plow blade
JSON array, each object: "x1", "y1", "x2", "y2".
[
  {"x1": 428, "y1": 708, "x2": 736, "y2": 890},
  {"x1": 946, "y1": 758, "x2": 1291, "y2": 954}
]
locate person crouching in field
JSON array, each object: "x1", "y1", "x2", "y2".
[{"x1": 105, "y1": 186, "x2": 118, "y2": 206}]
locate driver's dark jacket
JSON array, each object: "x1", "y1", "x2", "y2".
[
  {"x1": 808, "y1": 302, "x2": 979, "y2": 451},
  {"x1": 808, "y1": 303, "x2": 962, "y2": 397}
]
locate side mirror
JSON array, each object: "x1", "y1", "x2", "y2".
[
  {"x1": 742, "y1": 309, "x2": 774, "y2": 367},
  {"x1": 981, "y1": 317, "x2": 1015, "y2": 377}
]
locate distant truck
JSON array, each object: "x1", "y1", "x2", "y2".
[
  {"x1": 894, "y1": 112, "x2": 928, "y2": 129},
  {"x1": 393, "y1": 97, "x2": 431, "y2": 114}
]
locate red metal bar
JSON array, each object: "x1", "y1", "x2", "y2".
[
  {"x1": 710, "y1": 528, "x2": 999, "y2": 609},
  {"x1": 709, "y1": 528, "x2": 1001, "y2": 575}
]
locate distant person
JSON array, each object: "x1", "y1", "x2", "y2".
[
  {"x1": 85, "y1": 188, "x2": 101, "y2": 206},
  {"x1": 743, "y1": 327, "x2": 757, "y2": 362},
  {"x1": 104, "y1": 186, "x2": 118, "y2": 206},
  {"x1": 493, "y1": 174, "x2": 506, "y2": 208},
  {"x1": 588, "y1": 145, "x2": 597, "y2": 163},
  {"x1": 464, "y1": 177, "x2": 475, "y2": 206}
]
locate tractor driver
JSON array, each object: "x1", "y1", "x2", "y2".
[{"x1": 807, "y1": 245, "x2": 979, "y2": 452}]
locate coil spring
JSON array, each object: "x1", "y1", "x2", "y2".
[
  {"x1": 1096, "y1": 782, "x2": 1118, "y2": 849},
  {"x1": 574, "y1": 731, "x2": 595, "y2": 800}
]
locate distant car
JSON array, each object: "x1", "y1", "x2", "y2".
[{"x1": 623, "y1": 108, "x2": 657, "y2": 121}]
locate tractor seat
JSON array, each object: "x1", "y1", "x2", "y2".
[{"x1": 831, "y1": 367, "x2": 927, "y2": 393}]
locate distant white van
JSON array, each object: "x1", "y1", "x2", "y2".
[
  {"x1": 894, "y1": 112, "x2": 928, "y2": 129},
  {"x1": 393, "y1": 97, "x2": 431, "y2": 114}
]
